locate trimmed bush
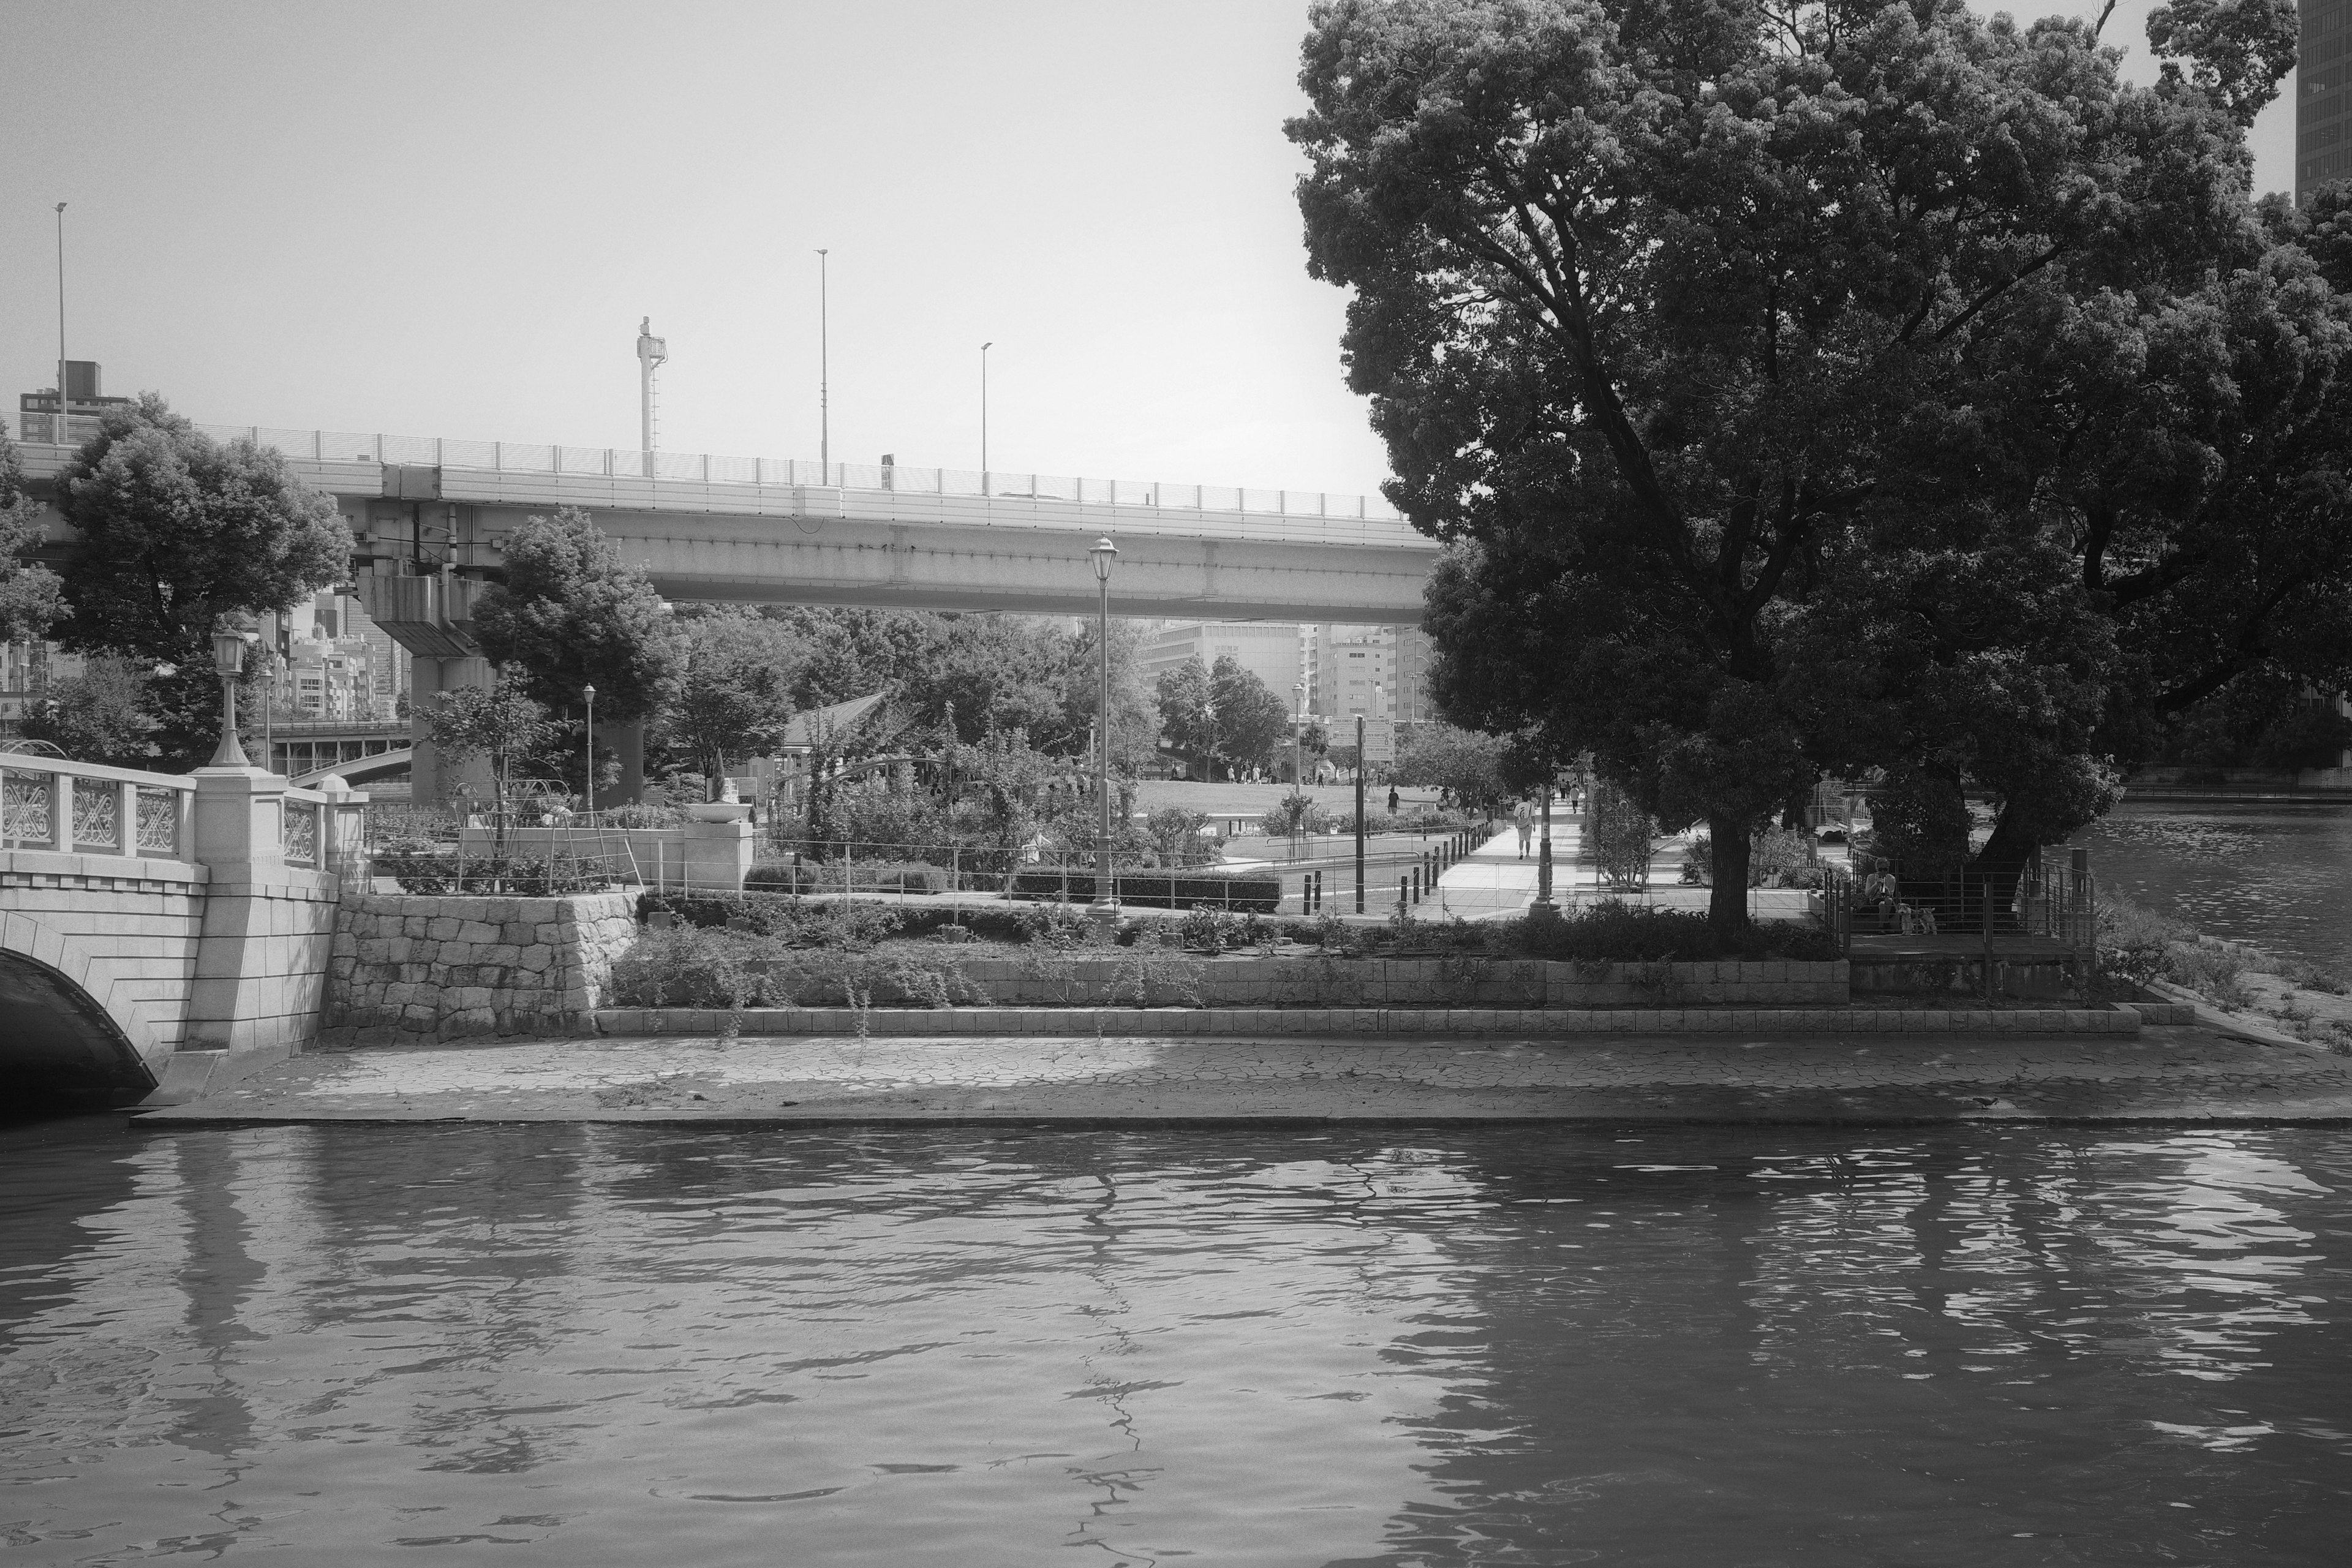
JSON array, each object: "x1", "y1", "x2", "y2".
[
  {"x1": 746, "y1": 859, "x2": 951, "y2": 895},
  {"x1": 1007, "y1": 867, "x2": 1282, "y2": 912}
]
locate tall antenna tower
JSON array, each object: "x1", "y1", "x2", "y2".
[{"x1": 636, "y1": 317, "x2": 668, "y2": 471}]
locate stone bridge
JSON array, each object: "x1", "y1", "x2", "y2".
[{"x1": 0, "y1": 755, "x2": 364, "y2": 1107}]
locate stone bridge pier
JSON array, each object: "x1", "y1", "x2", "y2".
[{"x1": 0, "y1": 756, "x2": 360, "y2": 1107}]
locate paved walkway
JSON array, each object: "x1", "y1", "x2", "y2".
[{"x1": 139, "y1": 1023, "x2": 2352, "y2": 1126}]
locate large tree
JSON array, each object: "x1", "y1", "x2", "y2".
[
  {"x1": 51, "y1": 395, "x2": 349, "y2": 767},
  {"x1": 472, "y1": 506, "x2": 679, "y2": 722},
  {"x1": 657, "y1": 608, "x2": 797, "y2": 791},
  {"x1": 0, "y1": 422, "x2": 64, "y2": 646},
  {"x1": 1291, "y1": 0, "x2": 2272, "y2": 935}
]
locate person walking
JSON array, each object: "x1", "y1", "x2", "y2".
[
  {"x1": 1387, "y1": 785, "x2": 1401, "y2": 816},
  {"x1": 1513, "y1": 799, "x2": 1534, "y2": 859}
]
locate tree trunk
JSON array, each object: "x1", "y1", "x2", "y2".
[
  {"x1": 1966, "y1": 800, "x2": 2041, "y2": 933},
  {"x1": 1708, "y1": 815, "x2": 1752, "y2": 947}
]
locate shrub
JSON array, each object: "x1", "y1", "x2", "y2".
[
  {"x1": 1144, "y1": 806, "x2": 1219, "y2": 868},
  {"x1": 1257, "y1": 794, "x2": 1334, "y2": 839},
  {"x1": 1586, "y1": 782, "x2": 1658, "y2": 889},
  {"x1": 745, "y1": 859, "x2": 951, "y2": 895},
  {"x1": 610, "y1": 925, "x2": 759, "y2": 1008},
  {"x1": 1501, "y1": 901, "x2": 1839, "y2": 962}
]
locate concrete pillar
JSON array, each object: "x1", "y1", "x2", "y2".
[
  {"x1": 408, "y1": 655, "x2": 492, "y2": 806},
  {"x1": 609, "y1": 719, "x2": 646, "y2": 806},
  {"x1": 681, "y1": 817, "x2": 754, "y2": 892}
]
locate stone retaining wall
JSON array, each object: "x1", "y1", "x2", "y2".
[
  {"x1": 597, "y1": 1003, "x2": 2139, "y2": 1039},
  {"x1": 946, "y1": 956, "x2": 1848, "y2": 1009},
  {"x1": 325, "y1": 891, "x2": 637, "y2": 1042}
]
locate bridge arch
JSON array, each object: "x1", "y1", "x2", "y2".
[{"x1": 0, "y1": 919, "x2": 160, "y2": 1107}]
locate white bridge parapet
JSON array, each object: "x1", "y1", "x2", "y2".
[{"x1": 1, "y1": 756, "x2": 369, "y2": 1104}]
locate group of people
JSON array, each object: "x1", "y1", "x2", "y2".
[{"x1": 1859, "y1": 868, "x2": 1936, "y2": 934}]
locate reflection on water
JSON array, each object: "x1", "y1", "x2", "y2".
[
  {"x1": 2077, "y1": 799, "x2": 2352, "y2": 970},
  {"x1": 2, "y1": 1120, "x2": 2349, "y2": 1565}
]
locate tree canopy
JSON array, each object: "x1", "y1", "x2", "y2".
[
  {"x1": 1155, "y1": 654, "x2": 1292, "y2": 776},
  {"x1": 1290, "y1": 0, "x2": 2321, "y2": 934},
  {"x1": 472, "y1": 507, "x2": 679, "y2": 722},
  {"x1": 657, "y1": 609, "x2": 797, "y2": 788},
  {"x1": 0, "y1": 423, "x2": 64, "y2": 646},
  {"x1": 51, "y1": 394, "x2": 350, "y2": 767}
]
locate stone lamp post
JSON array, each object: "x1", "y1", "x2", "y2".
[
  {"x1": 1088, "y1": 537, "x2": 1119, "y2": 933},
  {"x1": 208, "y1": 628, "x2": 258, "y2": 767}
]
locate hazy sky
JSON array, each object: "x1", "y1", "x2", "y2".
[{"x1": 0, "y1": 1, "x2": 2301, "y2": 501}]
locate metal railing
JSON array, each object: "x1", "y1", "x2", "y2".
[
  {"x1": 19, "y1": 412, "x2": 1408, "y2": 528},
  {"x1": 1836, "y1": 856, "x2": 2096, "y2": 950}
]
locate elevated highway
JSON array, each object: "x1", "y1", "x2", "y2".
[
  {"x1": 15, "y1": 427, "x2": 1438, "y2": 623},
  {"x1": 16, "y1": 424, "x2": 1441, "y2": 801}
]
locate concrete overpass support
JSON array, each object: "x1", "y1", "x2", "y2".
[{"x1": 406, "y1": 654, "x2": 494, "y2": 805}]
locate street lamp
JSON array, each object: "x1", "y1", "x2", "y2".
[
  {"x1": 1291, "y1": 681, "x2": 1307, "y2": 854},
  {"x1": 980, "y1": 341, "x2": 993, "y2": 477},
  {"x1": 209, "y1": 629, "x2": 256, "y2": 767},
  {"x1": 1088, "y1": 537, "x2": 1118, "y2": 932},
  {"x1": 582, "y1": 684, "x2": 597, "y2": 818}
]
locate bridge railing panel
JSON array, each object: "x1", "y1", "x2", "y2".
[{"x1": 2, "y1": 760, "x2": 198, "y2": 864}]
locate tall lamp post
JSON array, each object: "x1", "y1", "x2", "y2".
[
  {"x1": 1088, "y1": 538, "x2": 1118, "y2": 932},
  {"x1": 582, "y1": 684, "x2": 597, "y2": 818},
  {"x1": 1291, "y1": 682, "x2": 1306, "y2": 855},
  {"x1": 815, "y1": 249, "x2": 830, "y2": 478},
  {"x1": 209, "y1": 630, "x2": 257, "y2": 767},
  {"x1": 53, "y1": 202, "x2": 69, "y2": 447},
  {"x1": 980, "y1": 341, "x2": 993, "y2": 478}
]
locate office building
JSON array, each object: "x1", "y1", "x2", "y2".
[
  {"x1": 2303, "y1": 1, "x2": 2350, "y2": 199},
  {"x1": 1141, "y1": 622, "x2": 1308, "y2": 709},
  {"x1": 1311, "y1": 624, "x2": 1433, "y2": 722}
]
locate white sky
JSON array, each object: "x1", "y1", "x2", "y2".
[{"x1": 0, "y1": 1, "x2": 2297, "y2": 502}]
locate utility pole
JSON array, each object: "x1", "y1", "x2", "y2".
[
  {"x1": 816, "y1": 249, "x2": 830, "y2": 479},
  {"x1": 980, "y1": 341, "x2": 992, "y2": 476}
]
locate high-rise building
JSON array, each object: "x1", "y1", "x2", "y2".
[
  {"x1": 2302, "y1": 1, "x2": 2351, "y2": 200},
  {"x1": 1310, "y1": 624, "x2": 1433, "y2": 722},
  {"x1": 1141, "y1": 622, "x2": 1306, "y2": 707}
]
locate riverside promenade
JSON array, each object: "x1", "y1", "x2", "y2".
[{"x1": 138, "y1": 1020, "x2": 2352, "y2": 1126}]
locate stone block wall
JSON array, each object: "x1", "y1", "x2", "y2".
[{"x1": 326, "y1": 890, "x2": 638, "y2": 1042}]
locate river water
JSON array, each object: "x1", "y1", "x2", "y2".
[
  {"x1": 2074, "y1": 797, "x2": 2352, "y2": 971},
  {"x1": 4, "y1": 1118, "x2": 2350, "y2": 1565}
]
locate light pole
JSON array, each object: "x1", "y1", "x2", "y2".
[
  {"x1": 1291, "y1": 681, "x2": 1306, "y2": 856},
  {"x1": 980, "y1": 341, "x2": 992, "y2": 483},
  {"x1": 583, "y1": 684, "x2": 597, "y2": 818},
  {"x1": 1354, "y1": 712, "x2": 1366, "y2": 913},
  {"x1": 1088, "y1": 538, "x2": 1118, "y2": 933},
  {"x1": 209, "y1": 630, "x2": 256, "y2": 768},
  {"x1": 53, "y1": 202, "x2": 68, "y2": 445},
  {"x1": 816, "y1": 248, "x2": 830, "y2": 479}
]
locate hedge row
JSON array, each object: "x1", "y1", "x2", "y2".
[{"x1": 1006, "y1": 868, "x2": 1283, "y2": 913}]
